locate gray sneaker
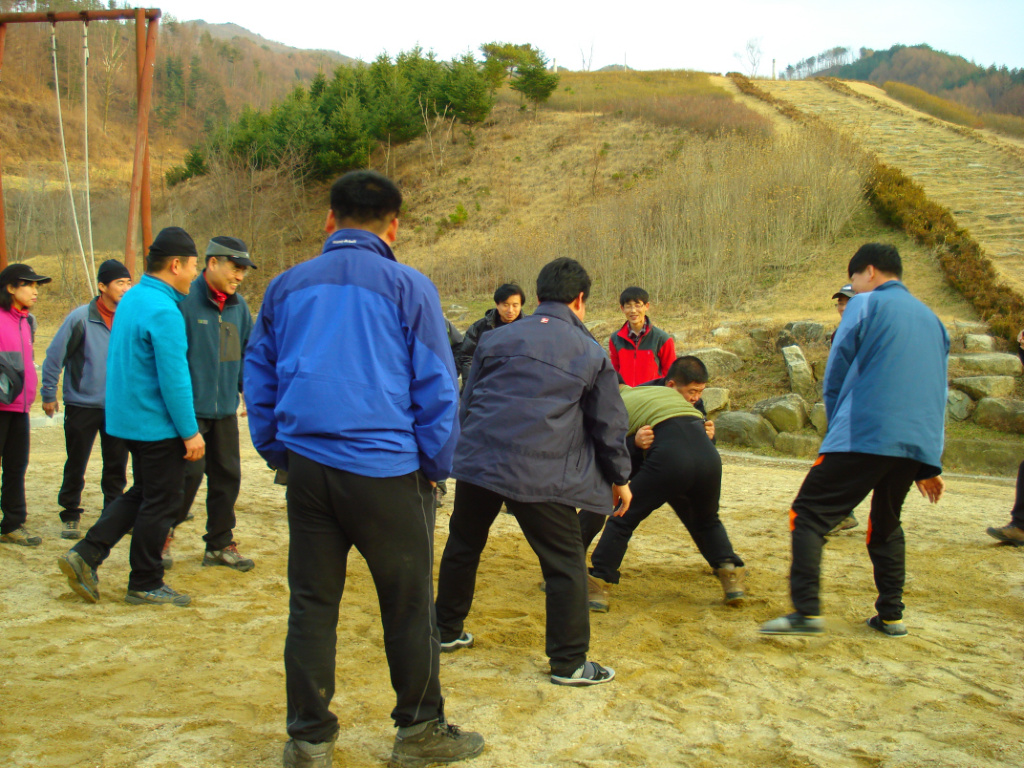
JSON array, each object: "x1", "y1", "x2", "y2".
[
  {"x1": 125, "y1": 584, "x2": 191, "y2": 606},
  {"x1": 61, "y1": 519, "x2": 82, "y2": 539},
  {"x1": 202, "y1": 543, "x2": 255, "y2": 572},
  {"x1": 866, "y1": 615, "x2": 908, "y2": 637},
  {"x1": 760, "y1": 612, "x2": 825, "y2": 635},
  {"x1": 390, "y1": 717, "x2": 484, "y2": 767},
  {"x1": 550, "y1": 660, "x2": 616, "y2": 686},
  {"x1": 282, "y1": 737, "x2": 335, "y2": 767},
  {"x1": 58, "y1": 551, "x2": 100, "y2": 603},
  {"x1": 0, "y1": 526, "x2": 42, "y2": 546}
]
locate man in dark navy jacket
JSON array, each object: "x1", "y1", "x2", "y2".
[
  {"x1": 436, "y1": 257, "x2": 633, "y2": 687},
  {"x1": 245, "y1": 171, "x2": 483, "y2": 768}
]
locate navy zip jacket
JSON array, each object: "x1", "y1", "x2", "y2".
[
  {"x1": 180, "y1": 272, "x2": 253, "y2": 420},
  {"x1": 454, "y1": 301, "x2": 632, "y2": 513},
  {"x1": 244, "y1": 229, "x2": 459, "y2": 480},
  {"x1": 42, "y1": 298, "x2": 111, "y2": 409}
]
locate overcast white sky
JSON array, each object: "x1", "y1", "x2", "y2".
[{"x1": 154, "y1": 0, "x2": 1024, "y2": 74}]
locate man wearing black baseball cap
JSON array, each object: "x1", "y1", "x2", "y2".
[
  {"x1": 0, "y1": 263, "x2": 50, "y2": 546},
  {"x1": 169, "y1": 236, "x2": 256, "y2": 573},
  {"x1": 42, "y1": 260, "x2": 133, "y2": 540}
]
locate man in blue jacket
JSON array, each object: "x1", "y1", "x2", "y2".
[
  {"x1": 42, "y1": 259, "x2": 132, "y2": 540},
  {"x1": 245, "y1": 171, "x2": 483, "y2": 768},
  {"x1": 168, "y1": 236, "x2": 255, "y2": 572},
  {"x1": 58, "y1": 227, "x2": 205, "y2": 608},
  {"x1": 761, "y1": 243, "x2": 948, "y2": 638},
  {"x1": 435, "y1": 257, "x2": 633, "y2": 687}
]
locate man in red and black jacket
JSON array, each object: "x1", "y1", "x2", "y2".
[{"x1": 608, "y1": 286, "x2": 674, "y2": 386}]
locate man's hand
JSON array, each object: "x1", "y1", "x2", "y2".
[
  {"x1": 634, "y1": 425, "x2": 654, "y2": 450},
  {"x1": 238, "y1": 392, "x2": 247, "y2": 418},
  {"x1": 612, "y1": 483, "x2": 632, "y2": 517},
  {"x1": 43, "y1": 401, "x2": 59, "y2": 417},
  {"x1": 183, "y1": 433, "x2": 206, "y2": 462},
  {"x1": 915, "y1": 476, "x2": 944, "y2": 504},
  {"x1": 704, "y1": 420, "x2": 715, "y2": 440}
]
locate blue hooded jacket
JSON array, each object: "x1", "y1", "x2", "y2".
[
  {"x1": 820, "y1": 280, "x2": 949, "y2": 477},
  {"x1": 244, "y1": 229, "x2": 458, "y2": 480}
]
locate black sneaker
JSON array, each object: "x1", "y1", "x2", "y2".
[
  {"x1": 439, "y1": 631, "x2": 474, "y2": 653},
  {"x1": 759, "y1": 612, "x2": 825, "y2": 635},
  {"x1": 550, "y1": 660, "x2": 615, "y2": 686},
  {"x1": 58, "y1": 551, "x2": 100, "y2": 603},
  {"x1": 60, "y1": 519, "x2": 82, "y2": 540},
  {"x1": 866, "y1": 615, "x2": 908, "y2": 637},
  {"x1": 390, "y1": 717, "x2": 484, "y2": 767},
  {"x1": 125, "y1": 584, "x2": 191, "y2": 606},
  {"x1": 282, "y1": 737, "x2": 335, "y2": 767}
]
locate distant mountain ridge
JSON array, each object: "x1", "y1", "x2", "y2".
[{"x1": 184, "y1": 19, "x2": 359, "y2": 67}]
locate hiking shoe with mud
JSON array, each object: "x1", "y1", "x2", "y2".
[
  {"x1": 986, "y1": 523, "x2": 1024, "y2": 546},
  {"x1": 58, "y1": 551, "x2": 100, "y2": 603},
  {"x1": 439, "y1": 631, "x2": 474, "y2": 653},
  {"x1": 202, "y1": 543, "x2": 255, "y2": 572},
  {"x1": 866, "y1": 615, "x2": 908, "y2": 637},
  {"x1": 282, "y1": 737, "x2": 335, "y2": 768},
  {"x1": 60, "y1": 519, "x2": 82, "y2": 540},
  {"x1": 1, "y1": 526, "x2": 42, "y2": 546},
  {"x1": 389, "y1": 716, "x2": 484, "y2": 767},
  {"x1": 125, "y1": 584, "x2": 191, "y2": 606},
  {"x1": 550, "y1": 660, "x2": 616, "y2": 686},
  {"x1": 759, "y1": 612, "x2": 825, "y2": 635},
  {"x1": 715, "y1": 564, "x2": 746, "y2": 605},
  {"x1": 826, "y1": 514, "x2": 858, "y2": 535}
]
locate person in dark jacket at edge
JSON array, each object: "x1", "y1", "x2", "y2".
[
  {"x1": 245, "y1": 170, "x2": 483, "y2": 768},
  {"x1": 986, "y1": 329, "x2": 1024, "y2": 546},
  {"x1": 455, "y1": 282, "x2": 525, "y2": 384},
  {"x1": 435, "y1": 257, "x2": 633, "y2": 687},
  {"x1": 760, "y1": 243, "x2": 948, "y2": 638},
  {"x1": 41, "y1": 259, "x2": 132, "y2": 541},
  {"x1": 165, "y1": 236, "x2": 256, "y2": 573}
]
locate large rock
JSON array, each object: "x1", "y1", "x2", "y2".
[
  {"x1": 749, "y1": 328, "x2": 770, "y2": 345},
  {"x1": 951, "y1": 376, "x2": 1017, "y2": 400},
  {"x1": 715, "y1": 412, "x2": 778, "y2": 449},
  {"x1": 752, "y1": 394, "x2": 809, "y2": 433},
  {"x1": 682, "y1": 347, "x2": 744, "y2": 378},
  {"x1": 711, "y1": 326, "x2": 734, "y2": 340},
  {"x1": 774, "y1": 432, "x2": 822, "y2": 458},
  {"x1": 782, "y1": 345, "x2": 817, "y2": 401},
  {"x1": 811, "y1": 359, "x2": 827, "y2": 380},
  {"x1": 784, "y1": 321, "x2": 825, "y2": 345},
  {"x1": 973, "y1": 397, "x2": 1024, "y2": 433},
  {"x1": 954, "y1": 320, "x2": 988, "y2": 334},
  {"x1": 963, "y1": 334, "x2": 996, "y2": 353},
  {"x1": 943, "y1": 439, "x2": 1021, "y2": 476},
  {"x1": 809, "y1": 402, "x2": 828, "y2": 434},
  {"x1": 701, "y1": 387, "x2": 730, "y2": 417},
  {"x1": 726, "y1": 336, "x2": 756, "y2": 359},
  {"x1": 946, "y1": 389, "x2": 975, "y2": 422},
  {"x1": 949, "y1": 353, "x2": 1023, "y2": 376}
]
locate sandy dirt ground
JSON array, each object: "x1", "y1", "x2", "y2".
[{"x1": 2, "y1": 423, "x2": 1023, "y2": 768}]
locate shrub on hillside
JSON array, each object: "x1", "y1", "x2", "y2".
[{"x1": 882, "y1": 81, "x2": 981, "y2": 128}]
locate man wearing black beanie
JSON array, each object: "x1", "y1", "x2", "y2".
[{"x1": 42, "y1": 259, "x2": 133, "y2": 539}]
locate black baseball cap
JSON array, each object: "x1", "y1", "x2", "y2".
[
  {"x1": 0, "y1": 263, "x2": 52, "y2": 287},
  {"x1": 832, "y1": 284, "x2": 855, "y2": 299},
  {"x1": 206, "y1": 236, "x2": 257, "y2": 269}
]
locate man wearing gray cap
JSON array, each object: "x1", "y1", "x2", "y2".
[
  {"x1": 167, "y1": 236, "x2": 256, "y2": 572},
  {"x1": 42, "y1": 259, "x2": 133, "y2": 540}
]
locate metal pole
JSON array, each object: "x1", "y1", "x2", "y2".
[
  {"x1": 0, "y1": 22, "x2": 8, "y2": 269},
  {"x1": 124, "y1": 16, "x2": 158, "y2": 272},
  {"x1": 135, "y1": 11, "x2": 153, "y2": 253}
]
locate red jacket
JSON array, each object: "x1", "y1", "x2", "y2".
[{"x1": 609, "y1": 320, "x2": 675, "y2": 387}]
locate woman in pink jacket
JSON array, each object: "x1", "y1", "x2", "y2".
[{"x1": 0, "y1": 263, "x2": 51, "y2": 546}]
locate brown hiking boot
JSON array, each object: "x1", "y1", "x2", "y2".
[
  {"x1": 588, "y1": 575, "x2": 610, "y2": 612},
  {"x1": 283, "y1": 737, "x2": 335, "y2": 767},
  {"x1": 987, "y1": 523, "x2": 1024, "y2": 546},
  {"x1": 715, "y1": 564, "x2": 746, "y2": 605},
  {"x1": 389, "y1": 717, "x2": 484, "y2": 767}
]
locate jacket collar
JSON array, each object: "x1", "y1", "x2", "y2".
[
  {"x1": 533, "y1": 301, "x2": 594, "y2": 338},
  {"x1": 140, "y1": 273, "x2": 187, "y2": 302},
  {"x1": 192, "y1": 271, "x2": 240, "y2": 308},
  {"x1": 321, "y1": 229, "x2": 397, "y2": 262}
]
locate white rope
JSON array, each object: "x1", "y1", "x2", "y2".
[
  {"x1": 50, "y1": 23, "x2": 94, "y2": 296},
  {"x1": 81, "y1": 22, "x2": 96, "y2": 291}
]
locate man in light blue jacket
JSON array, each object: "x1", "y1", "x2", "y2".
[
  {"x1": 58, "y1": 227, "x2": 205, "y2": 608},
  {"x1": 762, "y1": 243, "x2": 948, "y2": 638}
]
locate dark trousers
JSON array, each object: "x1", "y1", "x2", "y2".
[
  {"x1": 589, "y1": 418, "x2": 740, "y2": 584},
  {"x1": 0, "y1": 411, "x2": 29, "y2": 534},
  {"x1": 58, "y1": 404, "x2": 128, "y2": 522},
  {"x1": 1010, "y1": 461, "x2": 1024, "y2": 529},
  {"x1": 73, "y1": 438, "x2": 186, "y2": 592},
  {"x1": 177, "y1": 416, "x2": 240, "y2": 550},
  {"x1": 435, "y1": 480, "x2": 590, "y2": 677},
  {"x1": 284, "y1": 451, "x2": 442, "y2": 741},
  {"x1": 789, "y1": 452, "x2": 921, "y2": 621}
]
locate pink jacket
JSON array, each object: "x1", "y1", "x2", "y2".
[{"x1": 0, "y1": 306, "x2": 37, "y2": 413}]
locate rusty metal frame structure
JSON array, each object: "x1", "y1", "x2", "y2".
[{"x1": 0, "y1": 7, "x2": 161, "y2": 275}]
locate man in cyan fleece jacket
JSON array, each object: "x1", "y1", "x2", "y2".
[{"x1": 59, "y1": 227, "x2": 205, "y2": 608}]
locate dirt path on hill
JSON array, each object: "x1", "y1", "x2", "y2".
[
  {"x1": 744, "y1": 78, "x2": 1024, "y2": 298},
  {"x1": 1, "y1": 424, "x2": 1023, "y2": 767}
]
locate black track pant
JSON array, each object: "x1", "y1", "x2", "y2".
[
  {"x1": 284, "y1": 451, "x2": 442, "y2": 742},
  {"x1": 436, "y1": 480, "x2": 590, "y2": 677},
  {"x1": 73, "y1": 437, "x2": 186, "y2": 592},
  {"x1": 58, "y1": 404, "x2": 128, "y2": 522},
  {"x1": 788, "y1": 452, "x2": 921, "y2": 621},
  {"x1": 176, "y1": 416, "x2": 241, "y2": 551},
  {"x1": 589, "y1": 417, "x2": 740, "y2": 584},
  {"x1": 1010, "y1": 461, "x2": 1024, "y2": 529},
  {"x1": 0, "y1": 411, "x2": 29, "y2": 534}
]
